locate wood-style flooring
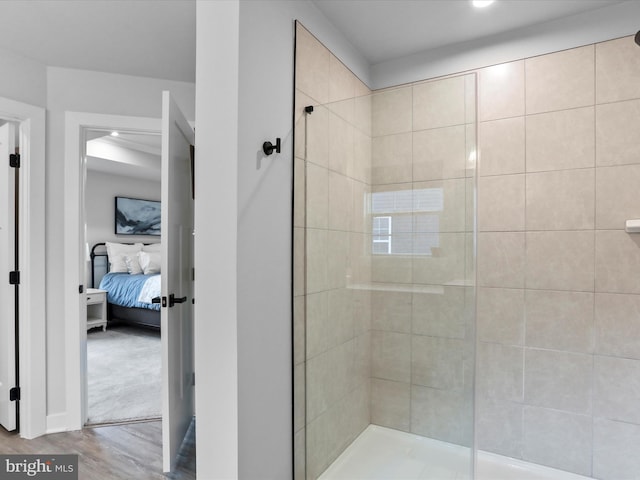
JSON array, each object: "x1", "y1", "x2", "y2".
[{"x1": 0, "y1": 419, "x2": 195, "y2": 479}]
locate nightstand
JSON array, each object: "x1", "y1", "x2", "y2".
[{"x1": 86, "y1": 288, "x2": 107, "y2": 331}]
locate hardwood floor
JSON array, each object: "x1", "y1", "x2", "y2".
[{"x1": 0, "y1": 419, "x2": 195, "y2": 479}]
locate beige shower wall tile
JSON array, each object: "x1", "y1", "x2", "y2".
[
  {"x1": 478, "y1": 117, "x2": 525, "y2": 176},
  {"x1": 372, "y1": 255, "x2": 412, "y2": 284},
  {"x1": 526, "y1": 231, "x2": 594, "y2": 292},
  {"x1": 413, "y1": 125, "x2": 466, "y2": 181},
  {"x1": 465, "y1": 73, "x2": 476, "y2": 125},
  {"x1": 413, "y1": 76, "x2": 466, "y2": 130},
  {"x1": 525, "y1": 290, "x2": 594, "y2": 354},
  {"x1": 294, "y1": 227, "x2": 305, "y2": 297},
  {"x1": 526, "y1": 169, "x2": 595, "y2": 231},
  {"x1": 524, "y1": 348, "x2": 592, "y2": 414},
  {"x1": 412, "y1": 286, "x2": 466, "y2": 339},
  {"x1": 350, "y1": 232, "x2": 371, "y2": 285},
  {"x1": 294, "y1": 363, "x2": 305, "y2": 433},
  {"x1": 306, "y1": 163, "x2": 328, "y2": 229},
  {"x1": 522, "y1": 406, "x2": 592, "y2": 477},
  {"x1": 328, "y1": 112, "x2": 354, "y2": 176},
  {"x1": 371, "y1": 379, "x2": 410, "y2": 432},
  {"x1": 479, "y1": 60, "x2": 525, "y2": 121},
  {"x1": 306, "y1": 291, "x2": 328, "y2": 360},
  {"x1": 372, "y1": 87, "x2": 412, "y2": 136},
  {"x1": 477, "y1": 232, "x2": 525, "y2": 288},
  {"x1": 327, "y1": 288, "x2": 354, "y2": 348},
  {"x1": 595, "y1": 230, "x2": 640, "y2": 294},
  {"x1": 593, "y1": 418, "x2": 640, "y2": 480},
  {"x1": 525, "y1": 45, "x2": 595, "y2": 114},
  {"x1": 414, "y1": 178, "x2": 466, "y2": 233},
  {"x1": 329, "y1": 54, "x2": 356, "y2": 103},
  {"x1": 412, "y1": 233, "x2": 466, "y2": 285},
  {"x1": 306, "y1": 228, "x2": 327, "y2": 294},
  {"x1": 351, "y1": 180, "x2": 368, "y2": 234},
  {"x1": 478, "y1": 174, "x2": 525, "y2": 232},
  {"x1": 525, "y1": 107, "x2": 595, "y2": 172},
  {"x1": 596, "y1": 36, "x2": 640, "y2": 104},
  {"x1": 306, "y1": 414, "x2": 328, "y2": 479},
  {"x1": 295, "y1": 25, "x2": 329, "y2": 104},
  {"x1": 412, "y1": 335, "x2": 464, "y2": 390},
  {"x1": 596, "y1": 164, "x2": 640, "y2": 230},
  {"x1": 327, "y1": 230, "x2": 349, "y2": 289},
  {"x1": 477, "y1": 287, "x2": 524, "y2": 345},
  {"x1": 594, "y1": 355, "x2": 640, "y2": 425},
  {"x1": 596, "y1": 99, "x2": 640, "y2": 167},
  {"x1": 354, "y1": 92, "x2": 372, "y2": 136},
  {"x1": 352, "y1": 129, "x2": 371, "y2": 184},
  {"x1": 371, "y1": 132, "x2": 412, "y2": 185},
  {"x1": 477, "y1": 398, "x2": 523, "y2": 458},
  {"x1": 371, "y1": 330, "x2": 411, "y2": 383},
  {"x1": 294, "y1": 157, "x2": 305, "y2": 228},
  {"x1": 295, "y1": 89, "x2": 315, "y2": 160},
  {"x1": 411, "y1": 385, "x2": 469, "y2": 446},
  {"x1": 328, "y1": 171, "x2": 352, "y2": 231},
  {"x1": 595, "y1": 293, "x2": 640, "y2": 360},
  {"x1": 477, "y1": 342, "x2": 524, "y2": 402},
  {"x1": 372, "y1": 289, "x2": 412, "y2": 333},
  {"x1": 306, "y1": 103, "x2": 329, "y2": 168}
]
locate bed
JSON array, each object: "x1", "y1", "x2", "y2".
[{"x1": 90, "y1": 242, "x2": 162, "y2": 330}]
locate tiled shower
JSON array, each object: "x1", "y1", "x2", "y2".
[{"x1": 294, "y1": 22, "x2": 640, "y2": 480}]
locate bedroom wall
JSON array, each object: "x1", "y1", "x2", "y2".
[
  {"x1": 46, "y1": 66, "x2": 195, "y2": 421},
  {"x1": 84, "y1": 170, "x2": 161, "y2": 286},
  {"x1": 0, "y1": 45, "x2": 46, "y2": 107}
]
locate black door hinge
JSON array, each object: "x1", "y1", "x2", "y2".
[
  {"x1": 9, "y1": 271, "x2": 20, "y2": 285},
  {"x1": 9, "y1": 153, "x2": 20, "y2": 168},
  {"x1": 9, "y1": 387, "x2": 20, "y2": 401},
  {"x1": 79, "y1": 285, "x2": 84, "y2": 294}
]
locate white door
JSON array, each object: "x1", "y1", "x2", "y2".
[
  {"x1": 161, "y1": 91, "x2": 195, "y2": 472},
  {"x1": 0, "y1": 122, "x2": 16, "y2": 431}
]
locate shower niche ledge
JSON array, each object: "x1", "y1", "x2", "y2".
[{"x1": 625, "y1": 219, "x2": 640, "y2": 233}]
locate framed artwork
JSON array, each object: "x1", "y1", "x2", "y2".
[{"x1": 115, "y1": 196, "x2": 161, "y2": 236}]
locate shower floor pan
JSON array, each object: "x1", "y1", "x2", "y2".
[{"x1": 319, "y1": 425, "x2": 592, "y2": 480}]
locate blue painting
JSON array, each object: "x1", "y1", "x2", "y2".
[{"x1": 115, "y1": 197, "x2": 161, "y2": 236}]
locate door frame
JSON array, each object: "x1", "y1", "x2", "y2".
[
  {"x1": 63, "y1": 112, "x2": 160, "y2": 429},
  {"x1": 0, "y1": 97, "x2": 46, "y2": 439}
]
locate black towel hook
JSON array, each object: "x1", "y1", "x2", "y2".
[{"x1": 263, "y1": 138, "x2": 281, "y2": 156}]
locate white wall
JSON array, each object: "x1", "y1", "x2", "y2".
[
  {"x1": 195, "y1": 0, "x2": 370, "y2": 478},
  {"x1": 371, "y1": 1, "x2": 640, "y2": 89},
  {"x1": 45, "y1": 66, "x2": 194, "y2": 416},
  {"x1": 85, "y1": 169, "x2": 161, "y2": 285},
  {"x1": 0, "y1": 46, "x2": 46, "y2": 107}
]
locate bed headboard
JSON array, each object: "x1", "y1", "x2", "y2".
[{"x1": 90, "y1": 242, "x2": 109, "y2": 288}]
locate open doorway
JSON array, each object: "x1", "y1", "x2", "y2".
[{"x1": 83, "y1": 129, "x2": 162, "y2": 425}]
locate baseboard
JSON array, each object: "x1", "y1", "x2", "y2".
[{"x1": 45, "y1": 413, "x2": 69, "y2": 434}]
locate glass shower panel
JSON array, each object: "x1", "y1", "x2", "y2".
[{"x1": 296, "y1": 73, "x2": 477, "y2": 480}]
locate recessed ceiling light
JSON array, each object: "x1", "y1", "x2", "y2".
[
  {"x1": 110, "y1": 131, "x2": 119, "y2": 137},
  {"x1": 473, "y1": 0, "x2": 495, "y2": 7}
]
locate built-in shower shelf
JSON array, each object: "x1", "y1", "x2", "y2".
[{"x1": 625, "y1": 219, "x2": 640, "y2": 233}]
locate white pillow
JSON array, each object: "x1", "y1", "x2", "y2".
[
  {"x1": 125, "y1": 254, "x2": 143, "y2": 275},
  {"x1": 142, "y1": 243, "x2": 162, "y2": 252},
  {"x1": 105, "y1": 242, "x2": 143, "y2": 273},
  {"x1": 138, "y1": 251, "x2": 161, "y2": 275}
]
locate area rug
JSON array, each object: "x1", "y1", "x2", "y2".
[{"x1": 87, "y1": 325, "x2": 161, "y2": 424}]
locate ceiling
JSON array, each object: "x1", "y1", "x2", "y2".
[
  {"x1": 0, "y1": 0, "x2": 195, "y2": 83},
  {"x1": 0, "y1": 0, "x2": 628, "y2": 84},
  {"x1": 312, "y1": 0, "x2": 627, "y2": 65}
]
